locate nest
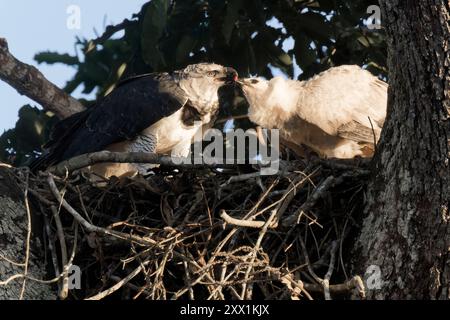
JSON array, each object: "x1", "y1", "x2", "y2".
[{"x1": 23, "y1": 157, "x2": 369, "y2": 300}]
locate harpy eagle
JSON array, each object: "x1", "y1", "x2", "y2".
[
  {"x1": 239, "y1": 65, "x2": 387, "y2": 158},
  {"x1": 31, "y1": 63, "x2": 238, "y2": 177}
]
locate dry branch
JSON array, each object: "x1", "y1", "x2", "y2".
[
  {"x1": 220, "y1": 209, "x2": 276, "y2": 229},
  {"x1": 282, "y1": 170, "x2": 365, "y2": 226},
  {"x1": 46, "y1": 173, "x2": 157, "y2": 246},
  {"x1": 303, "y1": 276, "x2": 366, "y2": 299},
  {"x1": 20, "y1": 153, "x2": 369, "y2": 300},
  {"x1": 48, "y1": 151, "x2": 235, "y2": 176},
  {"x1": 0, "y1": 38, "x2": 84, "y2": 119}
]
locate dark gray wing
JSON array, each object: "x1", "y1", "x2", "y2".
[{"x1": 31, "y1": 73, "x2": 187, "y2": 170}]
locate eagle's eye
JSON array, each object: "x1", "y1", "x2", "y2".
[
  {"x1": 250, "y1": 79, "x2": 259, "y2": 84},
  {"x1": 207, "y1": 70, "x2": 219, "y2": 77}
]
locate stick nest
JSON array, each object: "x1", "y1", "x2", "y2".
[{"x1": 23, "y1": 158, "x2": 369, "y2": 300}]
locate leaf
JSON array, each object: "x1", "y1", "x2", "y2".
[
  {"x1": 295, "y1": 34, "x2": 318, "y2": 70},
  {"x1": 34, "y1": 51, "x2": 79, "y2": 65},
  {"x1": 316, "y1": 0, "x2": 335, "y2": 12},
  {"x1": 0, "y1": 105, "x2": 56, "y2": 165},
  {"x1": 176, "y1": 35, "x2": 197, "y2": 64},
  {"x1": 141, "y1": 0, "x2": 170, "y2": 70},
  {"x1": 64, "y1": 74, "x2": 83, "y2": 94},
  {"x1": 15, "y1": 106, "x2": 46, "y2": 152},
  {"x1": 222, "y1": 0, "x2": 243, "y2": 44}
]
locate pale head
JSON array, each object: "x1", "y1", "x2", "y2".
[
  {"x1": 240, "y1": 77, "x2": 270, "y2": 94},
  {"x1": 177, "y1": 63, "x2": 238, "y2": 105},
  {"x1": 241, "y1": 76, "x2": 293, "y2": 99},
  {"x1": 241, "y1": 76, "x2": 300, "y2": 127}
]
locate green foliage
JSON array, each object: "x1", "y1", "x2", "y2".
[
  {"x1": 1, "y1": 0, "x2": 386, "y2": 166},
  {"x1": 141, "y1": 0, "x2": 170, "y2": 69},
  {"x1": 34, "y1": 52, "x2": 79, "y2": 66}
]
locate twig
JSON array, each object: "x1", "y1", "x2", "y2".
[
  {"x1": 85, "y1": 261, "x2": 149, "y2": 300},
  {"x1": 240, "y1": 204, "x2": 280, "y2": 299},
  {"x1": 272, "y1": 169, "x2": 319, "y2": 224},
  {"x1": 303, "y1": 276, "x2": 366, "y2": 299},
  {"x1": 220, "y1": 172, "x2": 263, "y2": 188},
  {"x1": 183, "y1": 259, "x2": 195, "y2": 300},
  {"x1": 277, "y1": 271, "x2": 313, "y2": 300},
  {"x1": 282, "y1": 175, "x2": 336, "y2": 226},
  {"x1": 19, "y1": 172, "x2": 32, "y2": 299},
  {"x1": 109, "y1": 275, "x2": 141, "y2": 292},
  {"x1": 0, "y1": 162, "x2": 12, "y2": 168},
  {"x1": 50, "y1": 205, "x2": 69, "y2": 299},
  {"x1": 220, "y1": 209, "x2": 276, "y2": 229},
  {"x1": 89, "y1": 19, "x2": 136, "y2": 47},
  {"x1": 323, "y1": 241, "x2": 338, "y2": 300},
  {"x1": 221, "y1": 170, "x2": 317, "y2": 230},
  {"x1": 340, "y1": 218, "x2": 350, "y2": 280},
  {"x1": 0, "y1": 254, "x2": 24, "y2": 267},
  {"x1": 47, "y1": 174, "x2": 157, "y2": 246},
  {"x1": 299, "y1": 236, "x2": 339, "y2": 300},
  {"x1": 41, "y1": 204, "x2": 61, "y2": 293}
]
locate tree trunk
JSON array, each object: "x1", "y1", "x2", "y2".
[
  {"x1": 352, "y1": 0, "x2": 450, "y2": 299},
  {"x1": 0, "y1": 167, "x2": 55, "y2": 299}
]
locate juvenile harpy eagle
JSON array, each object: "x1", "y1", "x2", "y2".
[
  {"x1": 32, "y1": 63, "x2": 238, "y2": 177},
  {"x1": 240, "y1": 65, "x2": 387, "y2": 158}
]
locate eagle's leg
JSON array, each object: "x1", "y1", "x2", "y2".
[{"x1": 128, "y1": 133, "x2": 158, "y2": 175}]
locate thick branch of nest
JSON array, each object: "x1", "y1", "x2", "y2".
[{"x1": 48, "y1": 151, "x2": 239, "y2": 176}]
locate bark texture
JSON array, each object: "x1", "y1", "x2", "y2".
[
  {"x1": 0, "y1": 167, "x2": 55, "y2": 299},
  {"x1": 0, "y1": 38, "x2": 84, "y2": 119},
  {"x1": 352, "y1": 0, "x2": 450, "y2": 299}
]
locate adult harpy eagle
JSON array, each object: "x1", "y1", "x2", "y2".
[
  {"x1": 31, "y1": 63, "x2": 238, "y2": 177},
  {"x1": 239, "y1": 65, "x2": 387, "y2": 158}
]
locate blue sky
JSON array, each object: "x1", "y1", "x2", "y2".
[
  {"x1": 0, "y1": 0, "x2": 147, "y2": 132},
  {"x1": 0, "y1": 2, "x2": 300, "y2": 133}
]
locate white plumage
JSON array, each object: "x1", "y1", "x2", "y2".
[{"x1": 240, "y1": 65, "x2": 388, "y2": 158}]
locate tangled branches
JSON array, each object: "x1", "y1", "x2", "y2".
[{"x1": 8, "y1": 157, "x2": 369, "y2": 300}]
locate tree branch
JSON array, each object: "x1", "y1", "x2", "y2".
[
  {"x1": 0, "y1": 38, "x2": 85, "y2": 119},
  {"x1": 48, "y1": 151, "x2": 235, "y2": 176}
]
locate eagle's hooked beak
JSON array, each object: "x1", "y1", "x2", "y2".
[{"x1": 224, "y1": 68, "x2": 238, "y2": 84}]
